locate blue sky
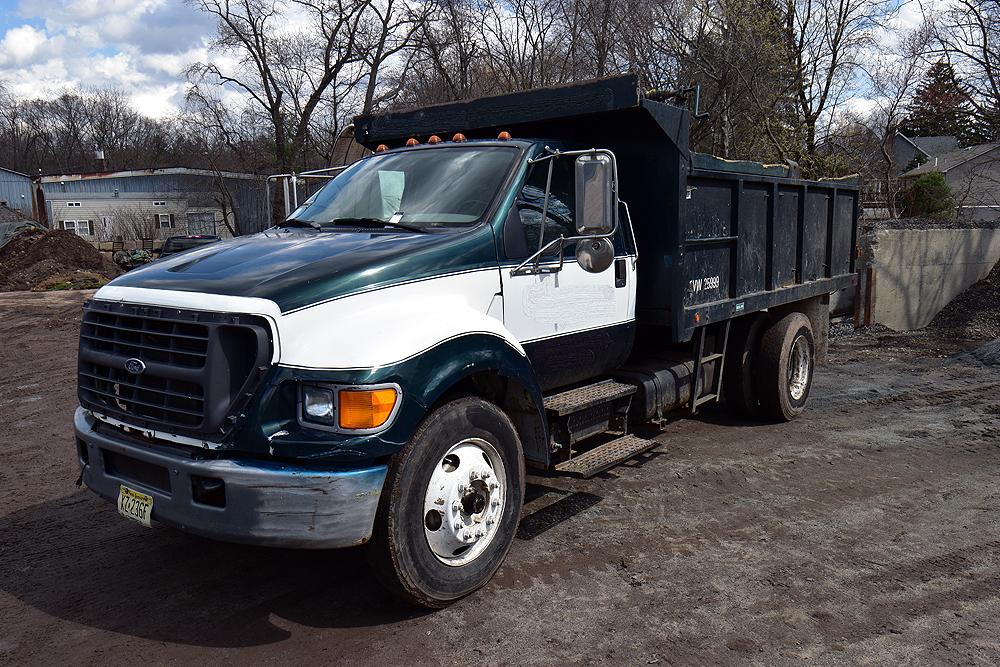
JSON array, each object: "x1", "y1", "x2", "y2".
[{"x1": 0, "y1": 0, "x2": 216, "y2": 117}]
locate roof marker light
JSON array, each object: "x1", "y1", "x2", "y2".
[
  {"x1": 497, "y1": 131, "x2": 512, "y2": 140},
  {"x1": 428, "y1": 135, "x2": 442, "y2": 144},
  {"x1": 452, "y1": 133, "x2": 467, "y2": 142},
  {"x1": 375, "y1": 144, "x2": 389, "y2": 153},
  {"x1": 406, "y1": 137, "x2": 420, "y2": 147}
]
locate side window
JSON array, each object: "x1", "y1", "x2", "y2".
[{"x1": 504, "y1": 158, "x2": 576, "y2": 259}]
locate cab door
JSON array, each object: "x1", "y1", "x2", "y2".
[{"x1": 499, "y1": 154, "x2": 636, "y2": 392}]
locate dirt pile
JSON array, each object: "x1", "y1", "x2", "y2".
[
  {"x1": 0, "y1": 229, "x2": 120, "y2": 292},
  {"x1": 927, "y1": 259, "x2": 1000, "y2": 342}
]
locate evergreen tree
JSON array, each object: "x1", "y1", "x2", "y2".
[
  {"x1": 900, "y1": 61, "x2": 983, "y2": 145},
  {"x1": 906, "y1": 172, "x2": 956, "y2": 219}
]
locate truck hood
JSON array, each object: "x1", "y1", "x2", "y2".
[{"x1": 107, "y1": 226, "x2": 499, "y2": 312}]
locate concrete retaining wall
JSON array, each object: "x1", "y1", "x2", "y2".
[{"x1": 872, "y1": 228, "x2": 1000, "y2": 331}]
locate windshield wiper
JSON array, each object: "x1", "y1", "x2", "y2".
[
  {"x1": 326, "y1": 217, "x2": 427, "y2": 234},
  {"x1": 276, "y1": 218, "x2": 321, "y2": 230}
]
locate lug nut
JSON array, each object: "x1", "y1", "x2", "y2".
[
  {"x1": 458, "y1": 483, "x2": 466, "y2": 493},
  {"x1": 453, "y1": 521, "x2": 462, "y2": 531},
  {"x1": 452, "y1": 500, "x2": 461, "y2": 512},
  {"x1": 470, "y1": 470, "x2": 480, "y2": 481},
  {"x1": 489, "y1": 482, "x2": 499, "y2": 490},
  {"x1": 482, "y1": 470, "x2": 492, "y2": 479}
]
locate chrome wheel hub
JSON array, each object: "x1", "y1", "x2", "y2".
[
  {"x1": 423, "y1": 438, "x2": 506, "y2": 566},
  {"x1": 788, "y1": 334, "x2": 811, "y2": 401}
]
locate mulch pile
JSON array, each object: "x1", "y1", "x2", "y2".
[
  {"x1": 927, "y1": 259, "x2": 1000, "y2": 342},
  {"x1": 0, "y1": 229, "x2": 121, "y2": 292}
]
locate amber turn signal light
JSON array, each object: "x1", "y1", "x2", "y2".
[
  {"x1": 405, "y1": 137, "x2": 420, "y2": 146},
  {"x1": 452, "y1": 133, "x2": 467, "y2": 142},
  {"x1": 428, "y1": 135, "x2": 442, "y2": 144},
  {"x1": 497, "y1": 131, "x2": 511, "y2": 140},
  {"x1": 338, "y1": 388, "x2": 398, "y2": 430},
  {"x1": 375, "y1": 144, "x2": 389, "y2": 153}
]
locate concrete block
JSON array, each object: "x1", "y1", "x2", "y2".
[{"x1": 872, "y1": 228, "x2": 1000, "y2": 331}]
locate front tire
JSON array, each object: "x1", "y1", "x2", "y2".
[
  {"x1": 366, "y1": 397, "x2": 525, "y2": 608},
  {"x1": 755, "y1": 312, "x2": 815, "y2": 421}
]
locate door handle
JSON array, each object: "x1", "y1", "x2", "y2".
[{"x1": 615, "y1": 258, "x2": 627, "y2": 288}]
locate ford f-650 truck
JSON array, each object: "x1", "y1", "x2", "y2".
[{"x1": 73, "y1": 75, "x2": 858, "y2": 607}]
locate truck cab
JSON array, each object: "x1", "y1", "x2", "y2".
[{"x1": 73, "y1": 75, "x2": 858, "y2": 608}]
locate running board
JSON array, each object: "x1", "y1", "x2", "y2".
[
  {"x1": 554, "y1": 435, "x2": 658, "y2": 478},
  {"x1": 543, "y1": 380, "x2": 637, "y2": 416}
]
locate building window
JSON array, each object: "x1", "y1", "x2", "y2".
[
  {"x1": 153, "y1": 201, "x2": 166, "y2": 207},
  {"x1": 66, "y1": 202, "x2": 82, "y2": 207},
  {"x1": 62, "y1": 220, "x2": 92, "y2": 236},
  {"x1": 158, "y1": 213, "x2": 173, "y2": 229},
  {"x1": 186, "y1": 211, "x2": 217, "y2": 235}
]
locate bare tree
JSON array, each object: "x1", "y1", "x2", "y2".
[
  {"x1": 929, "y1": 0, "x2": 1000, "y2": 133},
  {"x1": 187, "y1": 0, "x2": 369, "y2": 172},
  {"x1": 865, "y1": 24, "x2": 932, "y2": 216},
  {"x1": 784, "y1": 0, "x2": 896, "y2": 155}
]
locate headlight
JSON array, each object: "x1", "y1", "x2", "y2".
[
  {"x1": 302, "y1": 385, "x2": 336, "y2": 424},
  {"x1": 299, "y1": 383, "x2": 400, "y2": 432}
]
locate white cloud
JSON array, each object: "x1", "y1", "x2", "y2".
[
  {"x1": 0, "y1": 25, "x2": 49, "y2": 65},
  {"x1": 0, "y1": 0, "x2": 216, "y2": 117}
]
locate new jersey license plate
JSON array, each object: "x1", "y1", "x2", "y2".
[{"x1": 117, "y1": 484, "x2": 153, "y2": 527}]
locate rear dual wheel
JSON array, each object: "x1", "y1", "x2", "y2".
[
  {"x1": 755, "y1": 312, "x2": 815, "y2": 421},
  {"x1": 366, "y1": 397, "x2": 524, "y2": 608}
]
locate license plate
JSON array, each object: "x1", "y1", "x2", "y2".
[{"x1": 117, "y1": 484, "x2": 153, "y2": 527}]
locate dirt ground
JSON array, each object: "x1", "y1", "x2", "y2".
[{"x1": 2, "y1": 290, "x2": 999, "y2": 666}]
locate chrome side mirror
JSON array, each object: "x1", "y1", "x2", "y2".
[
  {"x1": 575, "y1": 237, "x2": 614, "y2": 273},
  {"x1": 574, "y1": 153, "x2": 614, "y2": 235}
]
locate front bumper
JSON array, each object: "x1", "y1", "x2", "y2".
[{"x1": 74, "y1": 408, "x2": 387, "y2": 548}]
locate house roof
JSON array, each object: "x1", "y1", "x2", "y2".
[
  {"x1": 910, "y1": 135, "x2": 959, "y2": 157},
  {"x1": 0, "y1": 166, "x2": 29, "y2": 178},
  {"x1": 902, "y1": 143, "x2": 1000, "y2": 177},
  {"x1": 38, "y1": 166, "x2": 263, "y2": 183}
]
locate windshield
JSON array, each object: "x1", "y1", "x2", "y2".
[{"x1": 287, "y1": 146, "x2": 519, "y2": 229}]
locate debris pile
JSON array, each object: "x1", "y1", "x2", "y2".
[
  {"x1": 927, "y1": 260, "x2": 1000, "y2": 342},
  {"x1": 0, "y1": 229, "x2": 120, "y2": 292}
]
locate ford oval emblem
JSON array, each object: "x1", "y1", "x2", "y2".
[{"x1": 124, "y1": 358, "x2": 146, "y2": 374}]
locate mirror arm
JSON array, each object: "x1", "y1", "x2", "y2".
[
  {"x1": 509, "y1": 220, "x2": 622, "y2": 276},
  {"x1": 535, "y1": 158, "x2": 556, "y2": 257},
  {"x1": 511, "y1": 236, "x2": 566, "y2": 276},
  {"x1": 620, "y1": 199, "x2": 637, "y2": 262}
]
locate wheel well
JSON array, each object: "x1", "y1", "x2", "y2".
[
  {"x1": 766, "y1": 294, "x2": 829, "y2": 365},
  {"x1": 431, "y1": 370, "x2": 548, "y2": 467}
]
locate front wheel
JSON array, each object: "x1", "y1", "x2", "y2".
[{"x1": 366, "y1": 397, "x2": 525, "y2": 607}]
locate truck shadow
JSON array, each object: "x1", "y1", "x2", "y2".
[{"x1": 0, "y1": 490, "x2": 429, "y2": 648}]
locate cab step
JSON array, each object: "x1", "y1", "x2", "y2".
[
  {"x1": 554, "y1": 434, "x2": 658, "y2": 478},
  {"x1": 543, "y1": 380, "x2": 637, "y2": 416}
]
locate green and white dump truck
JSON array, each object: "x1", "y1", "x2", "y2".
[{"x1": 73, "y1": 76, "x2": 858, "y2": 607}]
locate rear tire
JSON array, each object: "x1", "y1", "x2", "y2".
[
  {"x1": 724, "y1": 315, "x2": 766, "y2": 416},
  {"x1": 755, "y1": 312, "x2": 815, "y2": 421},
  {"x1": 366, "y1": 397, "x2": 525, "y2": 608}
]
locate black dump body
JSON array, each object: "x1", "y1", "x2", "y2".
[{"x1": 355, "y1": 75, "x2": 859, "y2": 343}]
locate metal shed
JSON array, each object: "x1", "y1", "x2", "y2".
[
  {"x1": 36, "y1": 167, "x2": 268, "y2": 240},
  {"x1": 0, "y1": 166, "x2": 35, "y2": 219}
]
